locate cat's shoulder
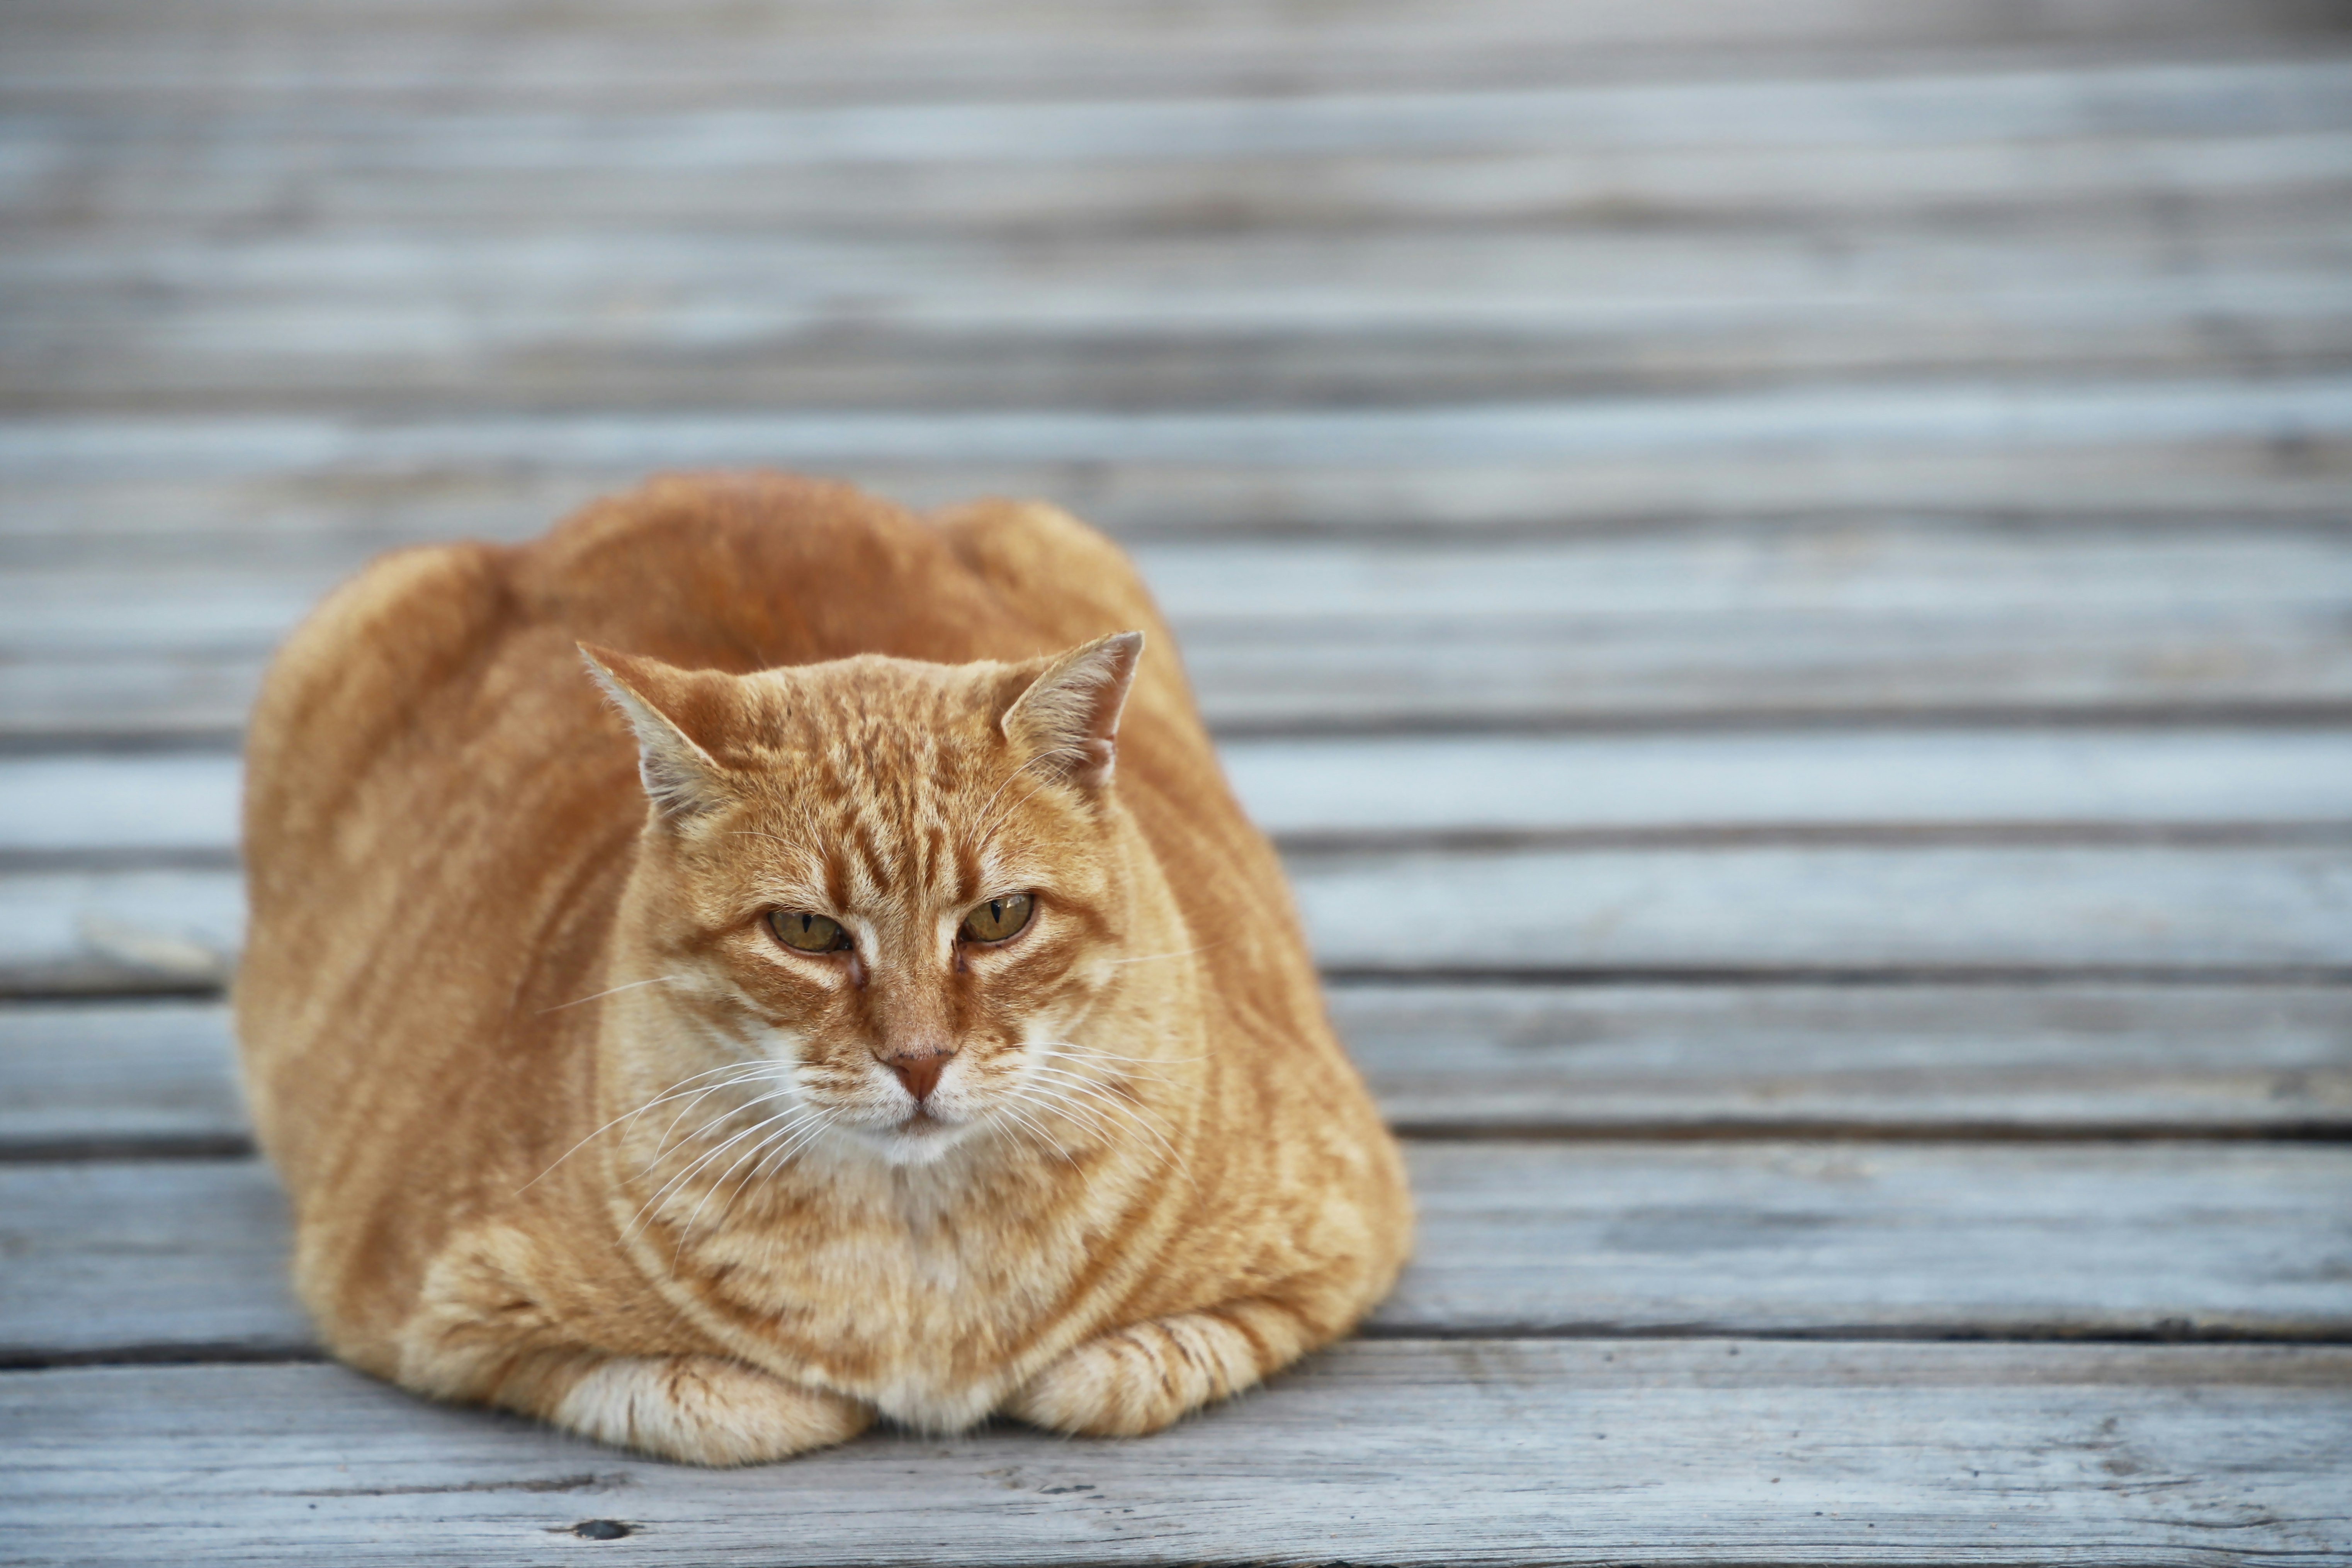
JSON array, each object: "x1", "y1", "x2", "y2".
[
  {"x1": 930, "y1": 496, "x2": 1164, "y2": 636},
  {"x1": 250, "y1": 540, "x2": 513, "y2": 752}
]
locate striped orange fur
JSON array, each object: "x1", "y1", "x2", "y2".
[{"x1": 235, "y1": 472, "x2": 1412, "y2": 1464}]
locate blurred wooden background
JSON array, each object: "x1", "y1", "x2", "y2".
[{"x1": 3, "y1": 1, "x2": 2349, "y2": 1561}]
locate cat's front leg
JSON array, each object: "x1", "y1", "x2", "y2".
[
  {"x1": 392, "y1": 1229, "x2": 875, "y2": 1465},
  {"x1": 1001, "y1": 1300, "x2": 1321, "y2": 1437},
  {"x1": 529, "y1": 1350, "x2": 874, "y2": 1465}
]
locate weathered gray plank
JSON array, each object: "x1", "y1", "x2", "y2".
[
  {"x1": 1224, "y1": 730, "x2": 2352, "y2": 841},
  {"x1": 12, "y1": 984, "x2": 2346, "y2": 1157},
  {"x1": 7, "y1": 520, "x2": 2350, "y2": 734},
  {"x1": 0, "y1": 872, "x2": 243, "y2": 992},
  {"x1": 8, "y1": 984, "x2": 2348, "y2": 1155},
  {"x1": 7, "y1": 0, "x2": 2331, "y2": 37},
  {"x1": 12, "y1": 61, "x2": 2349, "y2": 173},
  {"x1": 1292, "y1": 844, "x2": 2352, "y2": 975},
  {"x1": 8, "y1": 379, "x2": 2349, "y2": 480},
  {"x1": 7, "y1": 1344, "x2": 2349, "y2": 1566},
  {"x1": 13, "y1": 228, "x2": 2349, "y2": 410},
  {"x1": 0, "y1": 1162, "x2": 299, "y2": 1361},
  {"x1": 1333, "y1": 983, "x2": 2352, "y2": 1136},
  {"x1": 0, "y1": 758, "x2": 241, "y2": 856},
  {"x1": 10, "y1": 730, "x2": 2349, "y2": 860},
  {"x1": 5, "y1": 442, "x2": 2342, "y2": 571},
  {"x1": 20, "y1": 131, "x2": 2348, "y2": 245},
  {"x1": 8, "y1": 0, "x2": 2341, "y2": 106},
  {"x1": 8, "y1": 1142, "x2": 2349, "y2": 1363},
  {"x1": 6, "y1": 843, "x2": 2348, "y2": 994},
  {"x1": 12, "y1": 601, "x2": 2349, "y2": 739},
  {"x1": 1384, "y1": 1141, "x2": 2352, "y2": 1338},
  {"x1": 13, "y1": 527, "x2": 2347, "y2": 640},
  {"x1": 0, "y1": 658, "x2": 264, "y2": 743},
  {"x1": 0, "y1": 1002, "x2": 246, "y2": 1153},
  {"x1": 21, "y1": 615, "x2": 2352, "y2": 742}
]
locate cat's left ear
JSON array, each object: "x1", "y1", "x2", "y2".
[
  {"x1": 1002, "y1": 630, "x2": 1144, "y2": 794},
  {"x1": 579, "y1": 644, "x2": 731, "y2": 824}
]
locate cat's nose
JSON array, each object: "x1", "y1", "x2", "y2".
[{"x1": 879, "y1": 1046, "x2": 952, "y2": 1104}]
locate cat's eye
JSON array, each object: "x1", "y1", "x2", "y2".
[
  {"x1": 959, "y1": 894, "x2": 1033, "y2": 945},
  {"x1": 769, "y1": 910, "x2": 851, "y2": 954}
]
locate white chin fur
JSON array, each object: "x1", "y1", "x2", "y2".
[{"x1": 843, "y1": 1115, "x2": 975, "y2": 1168}]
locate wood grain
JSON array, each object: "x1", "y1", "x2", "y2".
[
  {"x1": 7, "y1": 442, "x2": 2344, "y2": 575},
  {"x1": 11, "y1": 527, "x2": 2348, "y2": 642},
  {"x1": 10, "y1": 729, "x2": 2349, "y2": 860},
  {"x1": 7, "y1": 1343, "x2": 2349, "y2": 1565},
  {"x1": 14, "y1": 61, "x2": 2350, "y2": 174},
  {"x1": 6, "y1": 518, "x2": 2349, "y2": 736},
  {"x1": 1292, "y1": 844, "x2": 2352, "y2": 975},
  {"x1": 17, "y1": 131, "x2": 2346, "y2": 249},
  {"x1": 1331, "y1": 983, "x2": 2352, "y2": 1136},
  {"x1": 6, "y1": 841, "x2": 2348, "y2": 994},
  {"x1": 0, "y1": 1001, "x2": 248, "y2": 1154},
  {"x1": 9, "y1": 1142, "x2": 2349, "y2": 1362},
  {"x1": 11, "y1": 223, "x2": 2349, "y2": 411},
  {"x1": 12, "y1": 984, "x2": 2344, "y2": 1156},
  {"x1": 8, "y1": 378, "x2": 2349, "y2": 479},
  {"x1": 9, "y1": 0, "x2": 2344, "y2": 109}
]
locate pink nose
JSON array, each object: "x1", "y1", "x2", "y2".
[{"x1": 884, "y1": 1051, "x2": 949, "y2": 1103}]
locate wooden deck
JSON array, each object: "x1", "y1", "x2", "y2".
[{"x1": 4, "y1": 2, "x2": 2351, "y2": 1562}]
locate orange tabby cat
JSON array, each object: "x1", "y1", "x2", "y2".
[{"x1": 235, "y1": 472, "x2": 1411, "y2": 1464}]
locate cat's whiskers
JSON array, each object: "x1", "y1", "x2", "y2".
[
  {"x1": 624, "y1": 1086, "x2": 811, "y2": 1238},
  {"x1": 1003, "y1": 1082, "x2": 1113, "y2": 1153},
  {"x1": 1022, "y1": 1064, "x2": 1183, "y2": 1150},
  {"x1": 749, "y1": 1105, "x2": 843, "y2": 1179},
  {"x1": 1025, "y1": 1053, "x2": 1176, "y2": 1142},
  {"x1": 1025, "y1": 1038, "x2": 1198, "y2": 1087},
  {"x1": 1005, "y1": 1080, "x2": 1198, "y2": 1197},
  {"x1": 1100, "y1": 941, "x2": 1224, "y2": 969},
  {"x1": 514, "y1": 1059, "x2": 777, "y2": 1194},
  {"x1": 989, "y1": 1097, "x2": 1081, "y2": 1168},
  {"x1": 644, "y1": 1064, "x2": 797, "y2": 1164},
  {"x1": 640, "y1": 1079, "x2": 807, "y2": 1177},
  {"x1": 671, "y1": 1105, "x2": 827, "y2": 1258},
  {"x1": 534, "y1": 973, "x2": 687, "y2": 1015},
  {"x1": 1013, "y1": 1057, "x2": 1196, "y2": 1194}
]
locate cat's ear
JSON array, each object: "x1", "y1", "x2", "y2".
[
  {"x1": 579, "y1": 644, "x2": 729, "y2": 824},
  {"x1": 1001, "y1": 631, "x2": 1144, "y2": 794}
]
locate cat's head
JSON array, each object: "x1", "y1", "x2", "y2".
[{"x1": 582, "y1": 633, "x2": 1152, "y2": 1168}]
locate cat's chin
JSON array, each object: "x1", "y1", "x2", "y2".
[{"x1": 847, "y1": 1111, "x2": 978, "y2": 1169}]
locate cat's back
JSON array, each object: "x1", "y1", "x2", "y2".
[{"x1": 243, "y1": 470, "x2": 1187, "y2": 881}]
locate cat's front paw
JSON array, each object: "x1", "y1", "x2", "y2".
[
  {"x1": 1003, "y1": 1310, "x2": 1280, "y2": 1437},
  {"x1": 552, "y1": 1354, "x2": 872, "y2": 1465}
]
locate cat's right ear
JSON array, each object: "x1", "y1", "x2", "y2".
[
  {"x1": 1001, "y1": 630, "x2": 1144, "y2": 795},
  {"x1": 579, "y1": 644, "x2": 729, "y2": 825}
]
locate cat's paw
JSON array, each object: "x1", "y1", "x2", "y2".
[
  {"x1": 1003, "y1": 1310, "x2": 1283, "y2": 1437},
  {"x1": 551, "y1": 1354, "x2": 872, "y2": 1465}
]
